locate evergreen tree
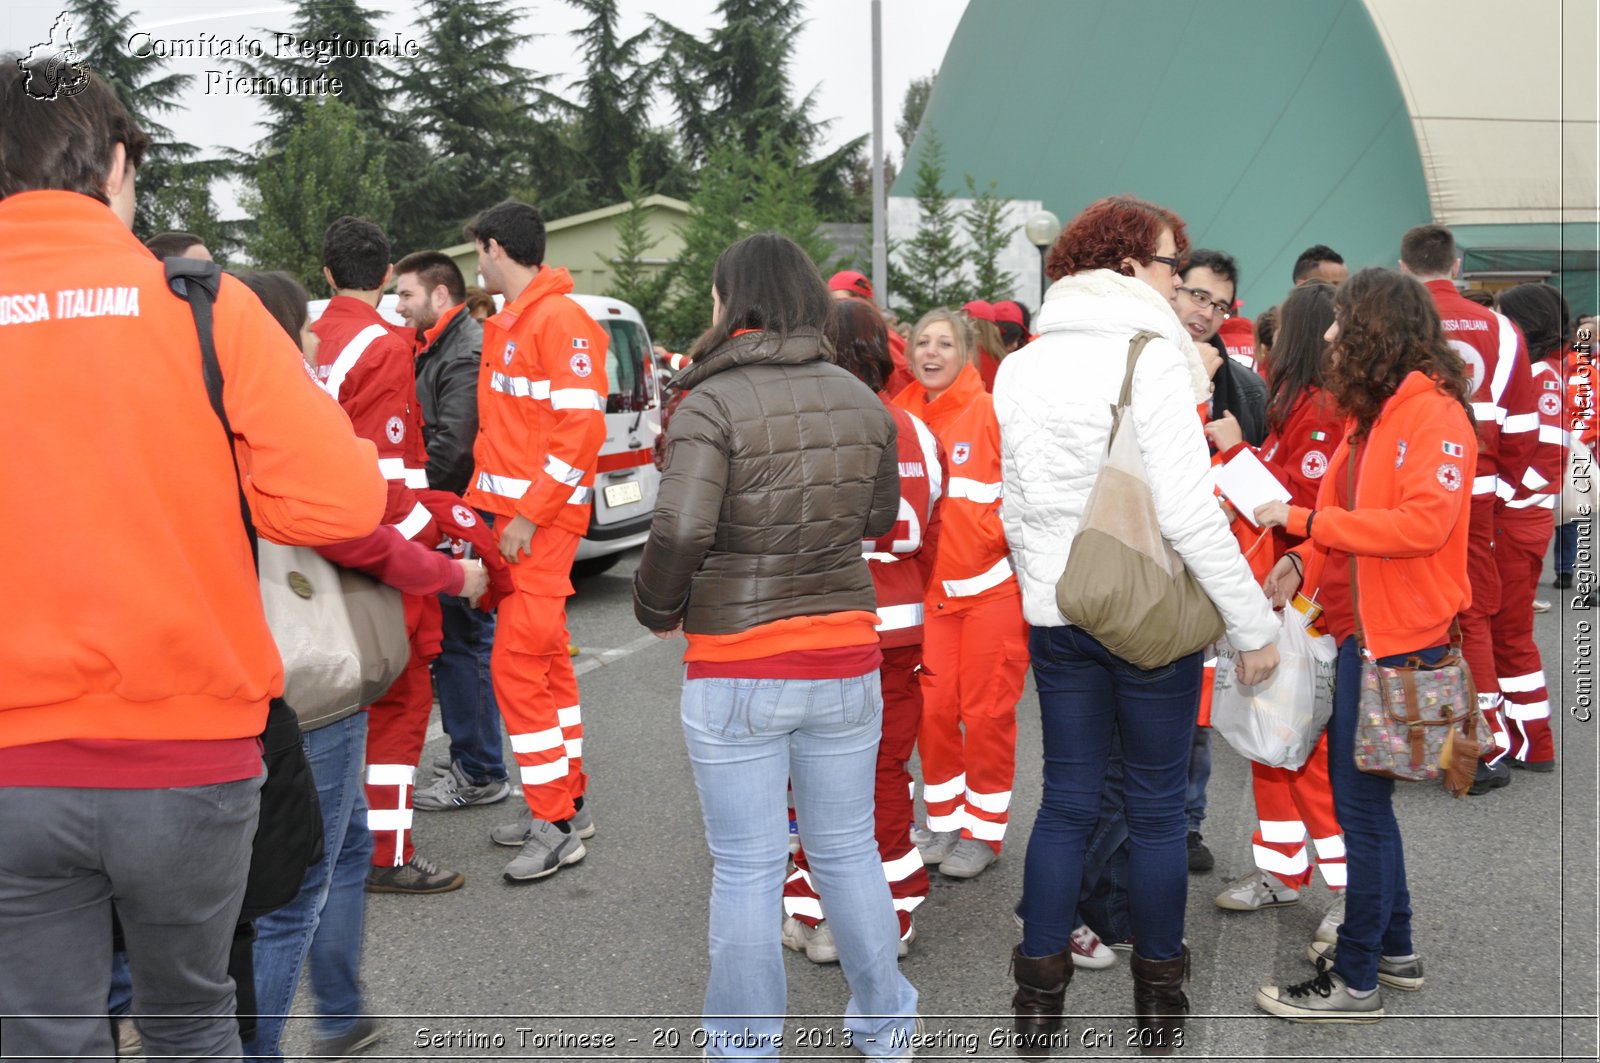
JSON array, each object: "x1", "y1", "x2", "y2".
[
  {"x1": 244, "y1": 0, "x2": 399, "y2": 145},
  {"x1": 601, "y1": 157, "x2": 671, "y2": 329},
  {"x1": 398, "y1": 0, "x2": 554, "y2": 248},
  {"x1": 243, "y1": 97, "x2": 393, "y2": 292},
  {"x1": 888, "y1": 132, "x2": 966, "y2": 320},
  {"x1": 964, "y1": 176, "x2": 1019, "y2": 301},
  {"x1": 897, "y1": 73, "x2": 936, "y2": 156},
  {"x1": 565, "y1": 0, "x2": 662, "y2": 210}
]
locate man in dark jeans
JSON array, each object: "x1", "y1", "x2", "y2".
[
  {"x1": 1173, "y1": 249, "x2": 1268, "y2": 872},
  {"x1": 394, "y1": 251, "x2": 513, "y2": 810}
]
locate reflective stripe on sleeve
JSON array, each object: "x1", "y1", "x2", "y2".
[
  {"x1": 490, "y1": 373, "x2": 551, "y2": 400},
  {"x1": 476, "y1": 471, "x2": 533, "y2": 498},
  {"x1": 1471, "y1": 401, "x2": 1504, "y2": 424},
  {"x1": 544, "y1": 455, "x2": 584, "y2": 487},
  {"x1": 1472, "y1": 474, "x2": 1499, "y2": 496},
  {"x1": 394, "y1": 501, "x2": 432, "y2": 540},
  {"x1": 569, "y1": 485, "x2": 594, "y2": 505},
  {"x1": 377, "y1": 457, "x2": 429, "y2": 488},
  {"x1": 1504, "y1": 412, "x2": 1538, "y2": 434},
  {"x1": 551, "y1": 388, "x2": 607, "y2": 411}
]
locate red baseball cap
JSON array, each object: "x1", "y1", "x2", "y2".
[
  {"x1": 991, "y1": 300, "x2": 1025, "y2": 327},
  {"x1": 828, "y1": 271, "x2": 874, "y2": 300},
  {"x1": 962, "y1": 299, "x2": 996, "y2": 322}
]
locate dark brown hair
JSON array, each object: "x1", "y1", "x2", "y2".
[
  {"x1": 0, "y1": 58, "x2": 149, "y2": 203},
  {"x1": 236, "y1": 270, "x2": 311, "y2": 343},
  {"x1": 1497, "y1": 282, "x2": 1571, "y2": 363},
  {"x1": 1399, "y1": 224, "x2": 1456, "y2": 277},
  {"x1": 463, "y1": 285, "x2": 496, "y2": 320},
  {"x1": 145, "y1": 231, "x2": 205, "y2": 259},
  {"x1": 1264, "y1": 282, "x2": 1337, "y2": 433},
  {"x1": 691, "y1": 233, "x2": 832, "y2": 359},
  {"x1": 1326, "y1": 268, "x2": 1473, "y2": 443},
  {"x1": 1046, "y1": 195, "x2": 1189, "y2": 281},
  {"x1": 395, "y1": 249, "x2": 467, "y2": 303},
  {"x1": 826, "y1": 298, "x2": 891, "y2": 393}
]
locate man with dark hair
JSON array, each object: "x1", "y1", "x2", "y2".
[
  {"x1": 464, "y1": 199, "x2": 609, "y2": 881},
  {"x1": 1400, "y1": 222, "x2": 1539, "y2": 796},
  {"x1": 1174, "y1": 249, "x2": 1267, "y2": 875},
  {"x1": 313, "y1": 216, "x2": 464, "y2": 892},
  {"x1": 0, "y1": 60, "x2": 384, "y2": 1058},
  {"x1": 145, "y1": 230, "x2": 211, "y2": 261},
  {"x1": 393, "y1": 250, "x2": 511, "y2": 812},
  {"x1": 1291, "y1": 245, "x2": 1348, "y2": 286}
]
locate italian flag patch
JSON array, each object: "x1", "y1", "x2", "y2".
[{"x1": 1310, "y1": 430, "x2": 1328, "y2": 441}]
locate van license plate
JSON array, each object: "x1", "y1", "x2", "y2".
[{"x1": 604, "y1": 480, "x2": 643, "y2": 507}]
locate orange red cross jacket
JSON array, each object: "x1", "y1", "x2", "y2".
[
  {"x1": 1287, "y1": 372, "x2": 1476, "y2": 659},
  {"x1": 465, "y1": 266, "x2": 608, "y2": 538},
  {"x1": 893, "y1": 363, "x2": 1015, "y2": 610}
]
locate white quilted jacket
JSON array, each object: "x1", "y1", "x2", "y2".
[{"x1": 993, "y1": 270, "x2": 1278, "y2": 652}]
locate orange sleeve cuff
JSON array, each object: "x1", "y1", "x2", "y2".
[{"x1": 1286, "y1": 506, "x2": 1314, "y2": 540}]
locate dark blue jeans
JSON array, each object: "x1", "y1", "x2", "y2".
[
  {"x1": 435, "y1": 594, "x2": 508, "y2": 784},
  {"x1": 1326, "y1": 638, "x2": 1445, "y2": 992},
  {"x1": 1554, "y1": 519, "x2": 1583, "y2": 577},
  {"x1": 1019, "y1": 626, "x2": 1201, "y2": 962}
]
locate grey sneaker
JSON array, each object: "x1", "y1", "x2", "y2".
[
  {"x1": 503, "y1": 819, "x2": 585, "y2": 881},
  {"x1": 310, "y1": 1015, "x2": 383, "y2": 1061},
  {"x1": 413, "y1": 762, "x2": 510, "y2": 811},
  {"x1": 781, "y1": 916, "x2": 839, "y2": 963},
  {"x1": 1315, "y1": 894, "x2": 1346, "y2": 944},
  {"x1": 490, "y1": 801, "x2": 595, "y2": 846},
  {"x1": 1215, "y1": 869, "x2": 1301, "y2": 911},
  {"x1": 364, "y1": 854, "x2": 464, "y2": 894},
  {"x1": 1255, "y1": 968, "x2": 1385, "y2": 1023},
  {"x1": 1306, "y1": 940, "x2": 1424, "y2": 991},
  {"x1": 939, "y1": 837, "x2": 997, "y2": 878},
  {"x1": 914, "y1": 828, "x2": 960, "y2": 865}
]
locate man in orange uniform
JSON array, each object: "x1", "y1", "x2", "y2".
[
  {"x1": 311, "y1": 216, "x2": 460, "y2": 894},
  {"x1": 465, "y1": 200, "x2": 609, "y2": 882},
  {"x1": 896, "y1": 313, "x2": 1029, "y2": 880},
  {"x1": 0, "y1": 61, "x2": 384, "y2": 1059},
  {"x1": 1402, "y1": 224, "x2": 1538, "y2": 796}
]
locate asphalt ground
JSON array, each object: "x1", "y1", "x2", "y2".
[{"x1": 276, "y1": 548, "x2": 1598, "y2": 1063}]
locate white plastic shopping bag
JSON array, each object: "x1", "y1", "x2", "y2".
[{"x1": 1211, "y1": 609, "x2": 1336, "y2": 769}]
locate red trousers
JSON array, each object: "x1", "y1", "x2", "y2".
[
  {"x1": 1492, "y1": 508, "x2": 1556, "y2": 764},
  {"x1": 785, "y1": 646, "x2": 930, "y2": 936},
  {"x1": 492, "y1": 526, "x2": 587, "y2": 824},
  {"x1": 366, "y1": 593, "x2": 443, "y2": 867},
  {"x1": 917, "y1": 591, "x2": 1029, "y2": 853},
  {"x1": 1461, "y1": 497, "x2": 1510, "y2": 763},
  {"x1": 1249, "y1": 732, "x2": 1346, "y2": 890}
]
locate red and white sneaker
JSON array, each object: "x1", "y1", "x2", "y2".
[{"x1": 1070, "y1": 924, "x2": 1117, "y2": 969}]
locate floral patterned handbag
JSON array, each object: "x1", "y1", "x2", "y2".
[{"x1": 1345, "y1": 458, "x2": 1488, "y2": 797}]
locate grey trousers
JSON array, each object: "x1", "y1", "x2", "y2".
[{"x1": 0, "y1": 777, "x2": 262, "y2": 1062}]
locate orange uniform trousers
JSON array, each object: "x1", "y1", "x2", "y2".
[
  {"x1": 786, "y1": 645, "x2": 930, "y2": 937},
  {"x1": 1492, "y1": 508, "x2": 1556, "y2": 764},
  {"x1": 1249, "y1": 732, "x2": 1346, "y2": 890},
  {"x1": 492, "y1": 525, "x2": 587, "y2": 824},
  {"x1": 1461, "y1": 497, "x2": 1510, "y2": 764},
  {"x1": 366, "y1": 593, "x2": 443, "y2": 867},
  {"x1": 918, "y1": 590, "x2": 1029, "y2": 854}
]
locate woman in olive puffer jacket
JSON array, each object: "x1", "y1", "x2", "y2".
[{"x1": 633, "y1": 233, "x2": 919, "y2": 1059}]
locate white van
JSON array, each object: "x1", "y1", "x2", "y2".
[{"x1": 307, "y1": 292, "x2": 663, "y2": 576}]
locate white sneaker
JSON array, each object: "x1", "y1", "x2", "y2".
[
  {"x1": 1315, "y1": 894, "x2": 1346, "y2": 945},
  {"x1": 781, "y1": 916, "x2": 839, "y2": 963},
  {"x1": 1215, "y1": 869, "x2": 1301, "y2": 911},
  {"x1": 1069, "y1": 924, "x2": 1117, "y2": 969},
  {"x1": 938, "y1": 837, "x2": 997, "y2": 878},
  {"x1": 914, "y1": 827, "x2": 960, "y2": 865}
]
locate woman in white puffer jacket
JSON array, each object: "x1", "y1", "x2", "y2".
[{"x1": 993, "y1": 195, "x2": 1279, "y2": 1057}]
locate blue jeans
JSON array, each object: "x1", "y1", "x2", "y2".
[
  {"x1": 1077, "y1": 730, "x2": 1133, "y2": 945},
  {"x1": 244, "y1": 712, "x2": 373, "y2": 1060},
  {"x1": 1325, "y1": 639, "x2": 1443, "y2": 992},
  {"x1": 435, "y1": 594, "x2": 508, "y2": 783},
  {"x1": 1555, "y1": 519, "x2": 1583, "y2": 577},
  {"x1": 1019, "y1": 626, "x2": 1201, "y2": 962},
  {"x1": 680, "y1": 671, "x2": 918, "y2": 1059},
  {"x1": 1185, "y1": 726, "x2": 1211, "y2": 831}
]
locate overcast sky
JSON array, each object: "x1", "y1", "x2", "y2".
[{"x1": 7, "y1": 0, "x2": 969, "y2": 217}]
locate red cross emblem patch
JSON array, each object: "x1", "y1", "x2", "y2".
[{"x1": 1436, "y1": 462, "x2": 1463, "y2": 492}]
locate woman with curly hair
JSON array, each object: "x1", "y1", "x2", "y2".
[{"x1": 1254, "y1": 268, "x2": 1476, "y2": 1022}]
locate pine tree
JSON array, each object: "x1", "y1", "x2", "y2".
[
  {"x1": 398, "y1": 0, "x2": 554, "y2": 248},
  {"x1": 243, "y1": 97, "x2": 393, "y2": 292},
  {"x1": 601, "y1": 157, "x2": 671, "y2": 329},
  {"x1": 565, "y1": 0, "x2": 663, "y2": 210},
  {"x1": 897, "y1": 73, "x2": 936, "y2": 156},
  {"x1": 964, "y1": 176, "x2": 1019, "y2": 301},
  {"x1": 244, "y1": 0, "x2": 399, "y2": 145},
  {"x1": 888, "y1": 132, "x2": 966, "y2": 320}
]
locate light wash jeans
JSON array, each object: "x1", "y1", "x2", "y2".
[{"x1": 680, "y1": 670, "x2": 918, "y2": 1060}]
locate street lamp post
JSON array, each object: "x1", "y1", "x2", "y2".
[{"x1": 1025, "y1": 209, "x2": 1061, "y2": 309}]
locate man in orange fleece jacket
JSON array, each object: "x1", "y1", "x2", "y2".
[{"x1": 0, "y1": 62, "x2": 384, "y2": 1059}]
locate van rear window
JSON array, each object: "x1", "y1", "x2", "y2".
[{"x1": 599, "y1": 320, "x2": 650, "y2": 413}]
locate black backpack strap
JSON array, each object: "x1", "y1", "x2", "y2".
[{"x1": 164, "y1": 257, "x2": 259, "y2": 566}]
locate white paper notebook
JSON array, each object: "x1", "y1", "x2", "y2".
[{"x1": 1215, "y1": 448, "x2": 1292, "y2": 526}]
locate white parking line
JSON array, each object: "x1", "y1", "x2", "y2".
[{"x1": 424, "y1": 631, "x2": 667, "y2": 743}]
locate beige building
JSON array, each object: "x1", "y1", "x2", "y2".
[{"x1": 440, "y1": 195, "x2": 692, "y2": 296}]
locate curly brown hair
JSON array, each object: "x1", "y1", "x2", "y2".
[
  {"x1": 1045, "y1": 195, "x2": 1189, "y2": 281},
  {"x1": 1326, "y1": 268, "x2": 1473, "y2": 443}
]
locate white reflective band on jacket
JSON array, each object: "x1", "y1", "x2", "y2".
[
  {"x1": 876, "y1": 603, "x2": 924, "y2": 632},
  {"x1": 377, "y1": 457, "x2": 429, "y2": 488},
  {"x1": 942, "y1": 555, "x2": 1013, "y2": 598},
  {"x1": 394, "y1": 501, "x2": 432, "y2": 541},
  {"x1": 321, "y1": 324, "x2": 388, "y2": 402},
  {"x1": 947, "y1": 477, "x2": 1003, "y2": 505}
]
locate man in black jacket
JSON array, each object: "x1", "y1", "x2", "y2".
[{"x1": 394, "y1": 251, "x2": 512, "y2": 809}]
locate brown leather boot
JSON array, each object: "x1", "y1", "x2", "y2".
[
  {"x1": 1010, "y1": 944, "x2": 1073, "y2": 1059},
  {"x1": 1129, "y1": 946, "x2": 1190, "y2": 1056}
]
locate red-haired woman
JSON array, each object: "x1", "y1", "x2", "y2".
[
  {"x1": 1254, "y1": 268, "x2": 1475, "y2": 1022},
  {"x1": 1205, "y1": 282, "x2": 1350, "y2": 936},
  {"x1": 995, "y1": 195, "x2": 1280, "y2": 1053}
]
